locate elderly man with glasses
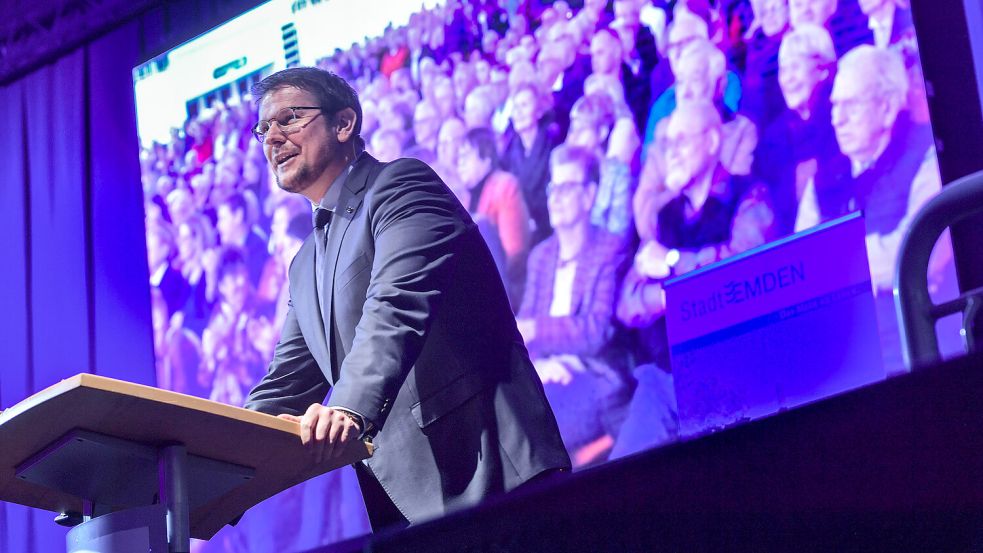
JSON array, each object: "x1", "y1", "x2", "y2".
[
  {"x1": 242, "y1": 67, "x2": 570, "y2": 532},
  {"x1": 614, "y1": 101, "x2": 776, "y2": 456}
]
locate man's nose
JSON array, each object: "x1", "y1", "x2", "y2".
[{"x1": 265, "y1": 123, "x2": 288, "y2": 145}]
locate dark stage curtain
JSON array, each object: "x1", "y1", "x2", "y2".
[
  {"x1": 0, "y1": 31, "x2": 155, "y2": 553},
  {"x1": 0, "y1": 1, "x2": 370, "y2": 551}
]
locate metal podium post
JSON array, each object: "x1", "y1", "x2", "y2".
[{"x1": 160, "y1": 444, "x2": 191, "y2": 553}]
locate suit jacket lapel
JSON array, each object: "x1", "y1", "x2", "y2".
[
  {"x1": 319, "y1": 153, "x2": 375, "y2": 381},
  {"x1": 290, "y1": 237, "x2": 332, "y2": 374}
]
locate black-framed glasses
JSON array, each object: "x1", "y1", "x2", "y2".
[{"x1": 252, "y1": 106, "x2": 323, "y2": 143}]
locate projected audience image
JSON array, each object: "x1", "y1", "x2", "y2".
[{"x1": 137, "y1": 0, "x2": 947, "y2": 482}]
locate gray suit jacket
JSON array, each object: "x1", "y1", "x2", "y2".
[{"x1": 245, "y1": 153, "x2": 570, "y2": 523}]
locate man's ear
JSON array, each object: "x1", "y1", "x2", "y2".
[
  {"x1": 878, "y1": 95, "x2": 903, "y2": 130},
  {"x1": 583, "y1": 182, "x2": 598, "y2": 211},
  {"x1": 707, "y1": 128, "x2": 721, "y2": 158},
  {"x1": 335, "y1": 107, "x2": 358, "y2": 142}
]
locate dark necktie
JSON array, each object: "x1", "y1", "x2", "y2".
[{"x1": 313, "y1": 207, "x2": 332, "y2": 325}]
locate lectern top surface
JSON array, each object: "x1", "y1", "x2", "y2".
[{"x1": 0, "y1": 373, "x2": 372, "y2": 540}]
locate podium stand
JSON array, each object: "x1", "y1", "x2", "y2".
[{"x1": 0, "y1": 374, "x2": 373, "y2": 552}]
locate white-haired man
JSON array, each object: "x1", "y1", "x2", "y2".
[
  {"x1": 808, "y1": 45, "x2": 942, "y2": 295},
  {"x1": 809, "y1": 45, "x2": 946, "y2": 373},
  {"x1": 636, "y1": 39, "x2": 758, "y2": 241},
  {"x1": 616, "y1": 101, "x2": 775, "y2": 456}
]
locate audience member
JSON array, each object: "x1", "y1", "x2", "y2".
[
  {"x1": 216, "y1": 191, "x2": 269, "y2": 286},
  {"x1": 404, "y1": 100, "x2": 440, "y2": 164},
  {"x1": 456, "y1": 127, "x2": 533, "y2": 305},
  {"x1": 743, "y1": 0, "x2": 791, "y2": 127},
  {"x1": 434, "y1": 117, "x2": 467, "y2": 189},
  {"x1": 810, "y1": 45, "x2": 941, "y2": 293},
  {"x1": 567, "y1": 93, "x2": 635, "y2": 243},
  {"x1": 502, "y1": 82, "x2": 563, "y2": 244},
  {"x1": 517, "y1": 144, "x2": 632, "y2": 468},
  {"x1": 757, "y1": 23, "x2": 839, "y2": 236}
]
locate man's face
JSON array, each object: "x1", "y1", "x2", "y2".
[
  {"x1": 437, "y1": 119, "x2": 466, "y2": 167},
  {"x1": 510, "y1": 89, "x2": 539, "y2": 134},
  {"x1": 789, "y1": 0, "x2": 837, "y2": 27},
  {"x1": 176, "y1": 223, "x2": 201, "y2": 263},
  {"x1": 453, "y1": 65, "x2": 477, "y2": 106},
  {"x1": 779, "y1": 51, "x2": 828, "y2": 114},
  {"x1": 547, "y1": 162, "x2": 592, "y2": 230},
  {"x1": 456, "y1": 141, "x2": 492, "y2": 190},
  {"x1": 167, "y1": 189, "x2": 195, "y2": 226},
  {"x1": 830, "y1": 70, "x2": 892, "y2": 162},
  {"x1": 218, "y1": 266, "x2": 250, "y2": 315},
  {"x1": 213, "y1": 163, "x2": 239, "y2": 191},
  {"x1": 376, "y1": 98, "x2": 404, "y2": 132},
  {"x1": 754, "y1": 0, "x2": 790, "y2": 37},
  {"x1": 613, "y1": 0, "x2": 641, "y2": 25},
  {"x1": 464, "y1": 93, "x2": 493, "y2": 130},
  {"x1": 432, "y1": 80, "x2": 457, "y2": 119},
  {"x1": 675, "y1": 62, "x2": 715, "y2": 104},
  {"x1": 590, "y1": 33, "x2": 623, "y2": 76},
  {"x1": 259, "y1": 87, "x2": 337, "y2": 196},
  {"x1": 371, "y1": 131, "x2": 401, "y2": 163},
  {"x1": 146, "y1": 225, "x2": 172, "y2": 269},
  {"x1": 413, "y1": 102, "x2": 440, "y2": 147},
  {"x1": 664, "y1": 112, "x2": 717, "y2": 192},
  {"x1": 216, "y1": 204, "x2": 244, "y2": 245}
]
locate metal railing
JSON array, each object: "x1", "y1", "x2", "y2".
[{"x1": 896, "y1": 169, "x2": 983, "y2": 369}]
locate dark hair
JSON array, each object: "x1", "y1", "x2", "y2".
[
  {"x1": 252, "y1": 67, "x2": 363, "y2": 138},
  {"x1": 215, "y1": 246, "x2": 248, "y2": 283},
  {"x1": 549, "y1": 144, "x2": 600, "y2": 187},
  {"x1": 463, "y1": 127, "x2": 499, "y2": 168},
  {"x1": 222, "y1": 192, "x2": 249, "y2": 218}
]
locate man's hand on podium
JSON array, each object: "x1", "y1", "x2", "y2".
[{"x1": 278, "y1": 404, "x2": 362, "y2": 464}]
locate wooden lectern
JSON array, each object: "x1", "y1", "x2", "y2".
[{"x1": 0, "y1": 374, "x2": 373, "y2": 553}]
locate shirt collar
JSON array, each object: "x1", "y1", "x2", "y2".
[{"x1": 315, "y1": 158, "x2": 356, "y2": 212}]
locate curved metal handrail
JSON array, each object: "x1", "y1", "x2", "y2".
[{"x1": 895, "y1": 169, "x2": 983, "y2": 370}]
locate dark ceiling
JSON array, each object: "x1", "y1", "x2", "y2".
[{"x1": 0, "y1": 0, "x2": 161, "y2": 85}]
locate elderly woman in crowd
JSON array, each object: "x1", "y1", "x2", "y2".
[
  {"x1": 566, "y1": 93, "x2": 635, "y2": 245},
  {"x1": 502, "y1": 82, "x2": 562, "y2": 244}
]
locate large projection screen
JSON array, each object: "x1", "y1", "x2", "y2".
[{"x1": 134, "y1": 1, "x2": 961, "y2": 549}]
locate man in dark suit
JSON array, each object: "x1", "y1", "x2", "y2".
[{"x1": 242, "y1": 67, "x2": 570, "y2": 531}]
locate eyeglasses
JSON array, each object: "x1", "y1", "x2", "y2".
[
  {"x1": 546, "y1": 180, "x2": 585, "y2": 197},
  {"x1": 664, "y1": 132, "x2": 705, "y2": 152},
  {"x1": 252, "y1": 106, "x2": 323, "y2": 143},
  {"x1": 831, "y1": 95, "x2": 880, "y2": 121}
]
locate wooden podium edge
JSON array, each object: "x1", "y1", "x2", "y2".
[{"x1": 0, "y1": 373, "x2": 374, "y2": 540}]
